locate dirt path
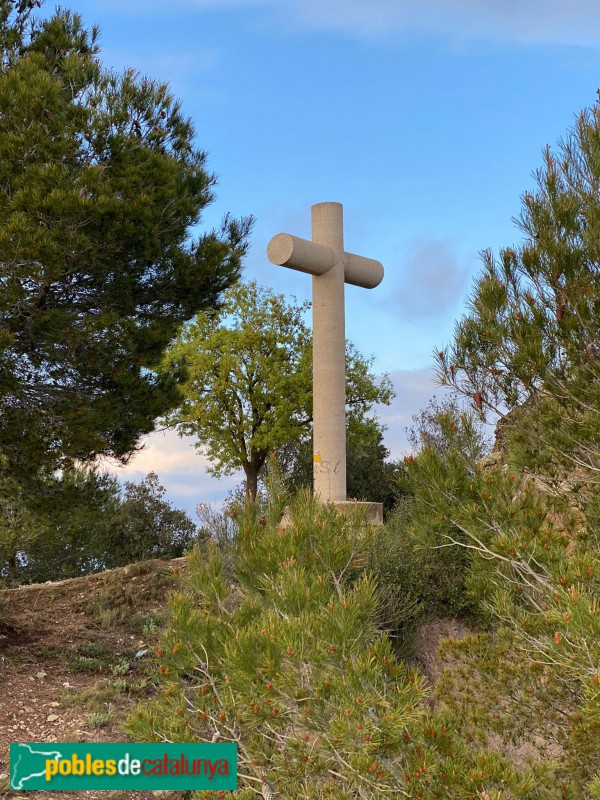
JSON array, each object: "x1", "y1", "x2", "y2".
[{"x1": 0, "y1": 559, "x2": 186, "y2": 799}]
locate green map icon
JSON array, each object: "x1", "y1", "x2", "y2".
[{"x1": 11, "y1": 743, "x2": 64, "y2": 790}]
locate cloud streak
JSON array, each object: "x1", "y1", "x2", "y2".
[
  {"x1": 159, "y1": 0, "x2": 600, "y2": 46},
  {"x1": 286, "y1": 0, "x2": 600, "y2": 46}
]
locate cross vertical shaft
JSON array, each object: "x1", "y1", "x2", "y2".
[
  {"x1": 267, "y1": 201, "x2": 384, "y2": 509},
  {"x1": 311, "y1": 202, "x2": 346, "y2": 502}
]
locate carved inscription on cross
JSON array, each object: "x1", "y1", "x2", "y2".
[{"x1": 267, "y1": 202, "x2": 384, "y2": 502}]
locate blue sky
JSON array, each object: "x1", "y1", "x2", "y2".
[{"x1": 74, "y1": 0, "x2": 600, "y2": 514}]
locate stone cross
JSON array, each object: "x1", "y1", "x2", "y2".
[{"x1": 267, "y1": 202, "x2": 384, "y2": 503}]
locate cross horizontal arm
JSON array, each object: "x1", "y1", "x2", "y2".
[
  {"x1": 268, "y1": 233, "x2": 335, "y2": 278},
  {"x1": 267, "y1": 233, "x2": 384, "y2": 290}
]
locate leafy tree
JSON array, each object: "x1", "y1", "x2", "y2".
[
  {"x1": 0, "y1": 467, "x2": 121, "y2": 583},
  {"x1": 0, "y1": 469, "x2": 196, "y2": 583},
  {"x1": 0, "y1": 473, "x2": 46, "y2": 583},
  {"x1": 0, "y1": 0, "x2": 249, "y2": 484},
  {"x1": 105, "y1": 472, "x2": 197, "y2": 567},
  {"x1": 164, "y1": 281, "x2": 394, "y2": 499}
]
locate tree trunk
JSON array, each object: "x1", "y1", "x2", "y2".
[
  {"x1": 244, "y1": 463, "x2": 259, "y2": 502},
  {"x1": 8, "y1": 551, "x2": 18, "y2": 582}
]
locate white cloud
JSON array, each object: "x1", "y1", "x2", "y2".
[
  {"x1": 99, "y1": 428, "x2": 243, "y2": 515},
  {"x1": 94, "y1": 0, "x2": 600, "y2": 46},
  {"x1": 147, "y1": 0, "x2": 600, "y2": 46},
  {"x1": 98, "y1": 0, "x2": 269, "y2": 9},
  {"x1": 281, "y1": 0, "x2": 600, "y2": 45},
  {"x1": 103, "y1": 428, "x2": 206, "y2": 475}
]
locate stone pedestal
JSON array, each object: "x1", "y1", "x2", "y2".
[
  {"x1": 278, "y1": 500, "x2": 384, "y2": 531},
  {"x1": 330, "y1": 501, "x2": 384, "y2": 526}
]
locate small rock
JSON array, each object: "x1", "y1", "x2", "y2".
[
  {"x1": 46, "y1": 714, "x2": 59, "y2": 723},
  {"x1": 49, "y1": 701, "x2": 60, "y2": 708}
]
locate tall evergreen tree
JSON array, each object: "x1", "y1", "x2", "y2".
[
  {"x1": 0, "y1": 0, "x2": 249, "y2": 482},
  {"x1": 435, "y1": 104, "x2": 599, "y2": 478}
]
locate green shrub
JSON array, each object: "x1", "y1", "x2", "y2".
[
  {"x1": 128, "y1": 491, "x2": 539, "y2": 799},
  {"x1": 368, "y1": 493, "x2": 477, "y2": 646}
]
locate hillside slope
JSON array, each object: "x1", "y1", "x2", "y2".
[{"x1": 0, "y1": 558, "x2": 186, "y2": 799}]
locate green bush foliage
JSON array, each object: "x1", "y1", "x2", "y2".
[
  {"x1": 409, "y1": 100, "x2": 600, "y2": 797},
  {"x1": 129, "y1": 493, "x2": 541, "y2": 799},
  {"x1": 366, "y1": 397, "x2": 488, "y2": 649}
]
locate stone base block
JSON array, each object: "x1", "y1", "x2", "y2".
[
  {"x1": 278, "y1": 500, "x2": 384, "y2": 530},
  {"x1": 331, "y1": 501, "x2": 383, "y2": 526}
]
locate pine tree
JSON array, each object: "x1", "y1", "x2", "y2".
[
  {"x1": 410, "y1": 99, "x2": 600, "y2": 795},
  {"x1": 0, "y1": 0, "x2": 249, "y2": 483},
  {"x1": 435, "y1": 104, "x2": 599, "y2": 482}
]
